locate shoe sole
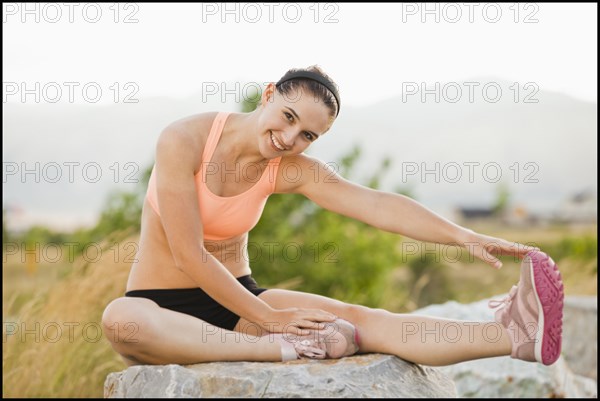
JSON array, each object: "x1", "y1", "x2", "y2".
[{"x1": 527, "y1": 250, "x2": 564, "y2": 365}]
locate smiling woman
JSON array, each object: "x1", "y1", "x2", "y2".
[{"x1": 101, "y1": 65, "x2": 564, "y2": 368}]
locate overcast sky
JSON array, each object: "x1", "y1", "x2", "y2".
[
  {"x1": 3, "y1": 3, "x2": 598, "y2": 230},
  {"x1": 3, "y1": 2, "x2": 597, "y2": 106}
]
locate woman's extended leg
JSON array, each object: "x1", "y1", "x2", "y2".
[
  {"x1": 239, "y1": 251, "x2": 563, "y2": 367},
  {"x1": 235, "y1": 289, "x2": 511, "y2": 366},
  {"x1": 102, "y1": 297, "x2": 284, "y2": 365}
]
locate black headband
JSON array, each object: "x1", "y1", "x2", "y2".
[{"x1": 275, "y1": 70, "x2": 341, "y2": 117}]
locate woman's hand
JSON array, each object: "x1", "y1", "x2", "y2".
[
  {"x1": 457, "y1": 229, "x2": 539, "y2": 269},
  {"x1": 259, "y1": 307, "x2": 338, "y2": 336}
]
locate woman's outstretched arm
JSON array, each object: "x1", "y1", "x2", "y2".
[{"x1": 290, "y1": 154, "x2": 537, "y2": 268}]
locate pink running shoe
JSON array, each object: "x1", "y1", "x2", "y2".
[
  {"x1": 489, "y1": 250, "x2": 564, "y2": 365},
  {"x1": 271, "y1": 318, "x2": 360, "y2": 362}
]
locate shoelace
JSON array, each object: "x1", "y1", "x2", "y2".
[
  {"x1": 488, "y1": 285, "x2": 518, "y2": 310},
  {"x1": 488, "y1": 285, "x2": 519, "y2": 327},
  {"x1": 275, "y1": 333, "x2": 327, "y2": 361},
  {"x1": 292, "y1": 338, "x2": 327, "y2": 359}
]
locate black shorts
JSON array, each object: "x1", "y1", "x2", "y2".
[{"x1": 124, "y1": 275, "x2": 268, "y2": 331}]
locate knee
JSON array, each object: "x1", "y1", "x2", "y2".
[
  {"x1": 101, "y1": 297, "x2": 151, "y2": 345},
  {"x1": 337, "y1": 302, "x2": 391, "y2": 334},
  {"x1": 102, "y1": 297, "x2": 133, "y2": 330},
  {"x1": 337, "y1": 302, "x2": 374, "y2": 326}
]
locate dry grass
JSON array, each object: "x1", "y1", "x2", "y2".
[{"x1": 3, "y1": 234, "x2": 135, "y2": 398}]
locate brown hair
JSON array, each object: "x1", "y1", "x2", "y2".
[{"x1": 275, "y1": 65, "x2": 340, "y2": 119}]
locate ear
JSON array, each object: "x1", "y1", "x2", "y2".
[{"x1": 261, "y1": 82, "x2": 276, "y2": 107}]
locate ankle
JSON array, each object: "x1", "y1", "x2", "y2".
[
  {"x1": 277, "y1": 336, "x2": 299, "y2": 361},
  {"x1": 496, "y1": 323, "x2": 514, "y2": 356}
]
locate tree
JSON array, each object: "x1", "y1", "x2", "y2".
[
  {"x1": 241, "y1": 85, "x2": 262, "y2": 113},
  {"x1": 492, "y1": 182, "x2": 511, "y2": 216}
]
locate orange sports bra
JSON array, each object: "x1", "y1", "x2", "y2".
[{"x1": 145, "y1": 112, "x2": 282, "y2": 241}]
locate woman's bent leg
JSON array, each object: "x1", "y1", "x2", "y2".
[{"x1": 101, "y1": 297, "x2": 282, "y2": 365}]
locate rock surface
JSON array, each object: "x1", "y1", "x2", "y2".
[
  {"x1": 104, "y1": 354, "x2": 457, "y2": 398},
  {"x1": 104, "y1": 295, "x2": 597, "y2": 398},
  {"x1": 414, "y1": 296, "x2": 597, "y2": 398},
  {"x1": 561, "y1": 296, "x2": 597, "y2": 380}
]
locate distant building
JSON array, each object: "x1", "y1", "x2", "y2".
[
  {"x1": 453, "y1": 205, "x2": 536, "y2": 226},
  {"x1": 553, "y1": 190, "x2": 597, "y2": 223},
  {"x1": 452, "y1": 206, "x2": 499, "y2": 226},
  {"x1": 456, "y1": 207, "x2": 495, "y2": 220}
]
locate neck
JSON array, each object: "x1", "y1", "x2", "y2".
[{"x1": 222, "y1": 108, "x2": 268, "y2": 166}]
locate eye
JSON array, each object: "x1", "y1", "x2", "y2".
[
  {"x1": 284, "y1": 112, "x2": 294, "y2": 122},
  {"x1": 304, "y1": 132, "x2": 314, "y2": 141}
]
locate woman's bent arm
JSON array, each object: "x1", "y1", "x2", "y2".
[{"x1": 154, "y1": 122, "x2": 335, "y2": 333}]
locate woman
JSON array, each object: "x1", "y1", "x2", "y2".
[{"x1": 102, "y1": 66, "x2": 564, "y2": 367}]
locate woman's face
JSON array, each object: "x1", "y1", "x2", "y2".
[{"x1": 257, "y1": 83, "x2": 334, "y2": 157}]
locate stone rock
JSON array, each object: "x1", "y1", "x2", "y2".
[
  {"x1": 561, "y1": 296, "x2": 597, "y2": 380},
  {"x1": 104, "y1": 354, "x2": 457, "y2": 398},
  {"x1": 414, "y1": 296, "x2": 597, "y2": 398},
  {"x1": 436, "y1": 353, "x2": 597, "y2": 398}
]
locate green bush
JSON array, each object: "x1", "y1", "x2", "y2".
[{"x1": 249, "y1": 146, "x2": 405, "y2": 308}]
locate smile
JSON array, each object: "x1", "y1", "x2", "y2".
[{"x1": 270, "y1": 132, "x2": 286, "y2": 151}]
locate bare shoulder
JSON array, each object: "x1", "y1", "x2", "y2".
[
  {"x1": 275, "y1": 153, "x2": 339, "y2": 194},
  {"x1": 156, "y1": 111, "x2": 219, "y2": 175}
]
